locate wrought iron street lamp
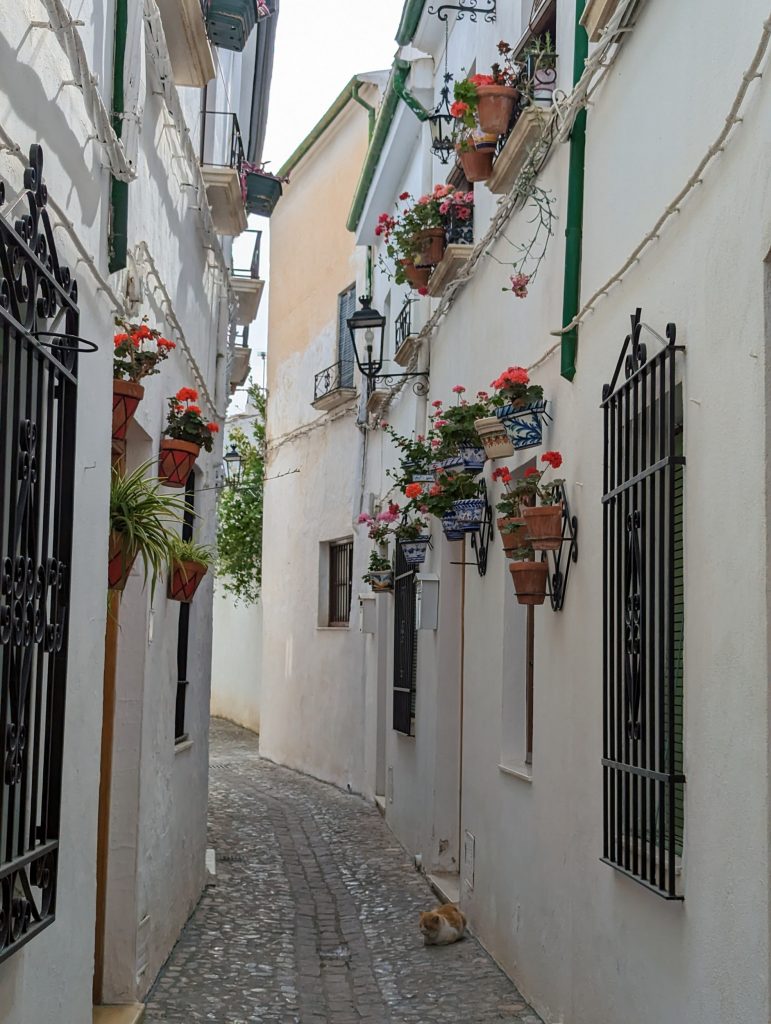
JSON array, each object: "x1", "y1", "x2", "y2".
[
  {"x1": 223, "y1": 442, "x2": 243, "y2": 486},
  {"x1": 428, "y1": 72, "x2": 456, "y2": 166},
  {"x1": 346, "y1": 296, "x2": 387, "y2": 378}
]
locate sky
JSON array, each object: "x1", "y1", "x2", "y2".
[{"x1": 231, "y1": 0, "x2": 405, "y2": 409}]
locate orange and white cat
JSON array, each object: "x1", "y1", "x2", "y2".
[{"x1": 418, "y1": 903, "x2": 467, "y2": 946}]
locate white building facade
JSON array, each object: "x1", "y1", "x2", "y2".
[
  {"x1": 261, "y1": 1, "x2": 771, "y2": 1022},
  {"x1": 0, "y1": 2, "x2": 275, "y2": 1020}
]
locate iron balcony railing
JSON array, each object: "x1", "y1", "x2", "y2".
[
  {"x1": 314, "y1": 360, "x2": 354, "y2": 402},
  {"x1": 199, "y1": 109, "x2": 245, "y2": 176},
  {"x1": 395, "y1": 298, "x2": 413, "y2": 352},
  {"x1": 232, "y1": 229, "x2": 262, "y2": 281},
  {"x1": 445, "y1": 207, "x2": 473, "y2": 246}
]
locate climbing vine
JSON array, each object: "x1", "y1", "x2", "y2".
[{"x1": 217, "y1": 385, "x2": 266, "y2": 605}]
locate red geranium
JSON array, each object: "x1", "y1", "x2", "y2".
[
  {"x1": 405, "y1": 483, "x2": 423, "y2": 499},
  {"x1": 542, "y1": 450, "x2": 563, "y2": 470}
]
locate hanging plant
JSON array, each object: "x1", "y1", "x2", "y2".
[
  {"x1": 363, "y1": 551, "x2": 394, "y2": 593},
  {"x1": 488, "y1": 186, "x2": 556, "y2": 298},
  {"x1": 159, "y1": 388, "x2": 220, "y2": 487},
  {"x1": 492, "y1": 465, "x2": 536, "y2": 558},
  {"x1": 522, "y1": 451, "x2": 566, "y2": 550},
  {"x1": 487, "y1": 366, "x2": 549, "y2": 451},
  {"x1": 429, "y1": 388, "x2": 489, "y2": 473},
  {"x1": 167, "y1": 538, "x2": 214, "y2": 603},
  {"x1": 452, "y1": 44, "x2": 524, "y2": 136},
  {"x1": 112, "y1": 317, "x2": 176, "y2": 441}
]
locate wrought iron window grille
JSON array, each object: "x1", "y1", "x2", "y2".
[
  {"x1": 0, "y1": 145, "x2": 83, "y2": 964},
  {"x1": 394, "y1": 298, "x2": 414, "y2": 352},
  {"x1": 600, "y1": 308, "x2": 686, "y2": 900},
  {"x1": 428, "y1": 0, "x2": 496, "y2": 22},
  {"x1": 449, "y1": 480, "x2": 494, "y2": 577}
]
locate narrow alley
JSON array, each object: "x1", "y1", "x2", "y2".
[{"x1": 144, "y1": 720, "x2": 542, "y2": 1024}]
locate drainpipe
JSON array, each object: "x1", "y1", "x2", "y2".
[
  {"x1": 108, "y1": 0, "x2": 129, "y2": 273},
  {"x1": 352, "y1": 80, "x2": 377, "y2": 299},
  {"x1": 560, "y1": 1, "x2": 589, "y2": 382}
]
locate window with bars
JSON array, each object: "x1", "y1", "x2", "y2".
[
  {"x1": 175, "y1": 472, "x2": 196, "y2": 744},
  {"x1": 601, "y1": 310, "x2": 685, "y2": 899},
  {"x1": 337, "y1": 284, "x2": 357, "y2": 389},
  {"x1": 393, "y1": 545, "x2": 418, "y2": 735},
  {"x1": 328, "y1": 540, "x2": 353, "y2": 626}
]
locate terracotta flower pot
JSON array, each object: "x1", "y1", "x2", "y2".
[
  {"x1": 108, "y1": 531, "x2": 138, "y2": 591},
  {"x1": 415, "y1": 228, "x2": 446, "y2": 267},
  {"x1": 457, "y1": 145, "x2": 495, "y2": 183},
  {"x1": 509, "y1": 559, "x2": 548, "y2": 606},
  {"x1": 112, "y1": 380, "x2": 144, "y2": 441},
  {"x1": 474, "y1": 416, "x2": 514, "y2": 459},
  {"x1": 523, "y1": 503, "x2": 563, "y2": 551},
  {"x1": 497, "y1": 517, "x2": 529, "y2": 558},
  {"x1": 476, "y1": 85, "x2": 519, "y2": 135},
  {"x1": 401, "y1": 260, "x2": 431, "y2": 291},
  {"x1": 158, "y1": 439, "x2": 200, "y2": 488},
  {"x1": 167, "y1": 559, "x2": 208, "y2": 602}
]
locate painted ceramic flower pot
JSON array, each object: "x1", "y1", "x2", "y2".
[
  {"x1": 495, "y1": 400, "x2": 548, "y2": 451},
  {"x1": 415, "y1": 227, "x2": 446, "y2": 267},
  {"x1": 533, "y1": 67, "x2": 558, "y2": 107},
  {"x1": 523, "y1": 503, "x2": 563, "y2": 551},
  {"x1": 497, "y1": 517, "x2": 530, "y2": 558},
  {"x1": 476, "y1": 85, "x2": 519, "y2": 135},
  {"x1": 158, "y1": 439, "x2": 200, "y2": 488},
  {"x1": 167, "y1": 559, "x2": 209, "y2": 602},
  {"x1": 399, "y1": 536, "x2": 430, "y2": 566},
  {"x1": 441, "y1": 513, "x2": 465, "y2": 541},
  {"x1": 474, "y1": 416, "x2": 515, "y2": 459},
  {"x1": 457, "y1": 144, "x2": 495, "y2": 183},
  {"x1": 451, "y1": 497, "x2": 486, "y2": 531},
  {"x1": 509, "y1": 559, "x2": 548, "y2": 606},
  {"x1": 401, "y1": 260, "x2": 431, "y2": 291},
  {"x1": 112, "y1": 380, "x2": 144, "y2": 441},
  {"x1": 435, "y1": 446, "x2": 486, "y2": 476},
  {"x1": 368, "y1": 570, "x2": 394, "y2": 593},
  {"x1": 108, "y1": 531, "x2": 137, "y2": 591}
]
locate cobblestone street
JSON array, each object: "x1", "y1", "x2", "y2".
[{"x1": 144, "y1": 719, "x2": 542, "y2": 1024}]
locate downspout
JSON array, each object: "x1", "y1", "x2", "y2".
[
  {"x1": 560, "y1": 1, "x2": 589, "y2": 381},
  {"x1": 352, "y1": 80, "x2": 377, "y2": 298},
  {"x1": 108, "y1": 0, "x2": 129, "y2": 273}
]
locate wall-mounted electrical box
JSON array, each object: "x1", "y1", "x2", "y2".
[
  {"x1": 415, "y1": 574, "x2": 439, "y2": 631},
  {"x1": 359, "y1": 594, "x2": 377, "y2": 634}
]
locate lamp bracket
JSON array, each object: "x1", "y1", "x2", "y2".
[
  {"x1": 428, "y1": 0, "x2": 496, "y2": 22},
  {"x1": 367, "y1": 372, "x2": 429, "y2": 397}
]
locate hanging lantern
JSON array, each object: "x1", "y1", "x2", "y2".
[{"x1": 428, "y1": 72, "x2": 456, "y2": 166}]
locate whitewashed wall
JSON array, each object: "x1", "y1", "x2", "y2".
[
  {"x1": 0, "y1": 1, "x2": 248, "y2": 1017},
  {"x1": 211, "y1": 588, "x2": 263, "y2": 734},
  {"x1": 352, "y1": 1, "x2": 771, "y2": 1022}
]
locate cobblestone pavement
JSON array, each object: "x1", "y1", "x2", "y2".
[{"x1": 144, "y1": 718, "x2": 542, "y2": 1024}]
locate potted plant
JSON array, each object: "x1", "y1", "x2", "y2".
[
  {"x1": 394, "y1": 514, "x2": 431, "y2": 566},
  {"x1": 159, "y1": 388, "x2": 220, "y2": 487},
  {"x1": 489, "y1": 366, "x2": 548, "y2": 451},
  {"x1": 454, "y1": 131, "x2": 498, "y2": 183},
  {"x1": 421, "y1": 472, "x2": 485, "y2": 533},
  {"x1": 364, "y1": 551, "x2": 394, "y2": 593},
  {"x1": 509, "y1": 546, "x2": 549, "y2": 605},
  {"x1": 473, "y1": 388, "x2": 514, "y2": 459},
  {"x1": 523, "y1": 33, "x2": 558, "y2": 108},
  {"x1": 167, "y1": 537, "x2": 213, "y2": 602},
  {"x1": 383, "y1": 427, "x2": 437, "y2": 491},
  {"x1": 109, "y1": 461, "x2": 187, "y2": 593},
  {"x1": 521, "y1": 451, "x2": 565, "y2": 550},
  {"x1": 112, "y1": 317, "x2": 176, "y2": 441},
  {"x1": 492, "y1": 465, "x2": 537, "y2": 557},
  {"x1": 430, "y1": 389, "x2": 488, "y2": 475},
  {"x1": 452, "y1": 43, "x2": 523, "y2": 138}
]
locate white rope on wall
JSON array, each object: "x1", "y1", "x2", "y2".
[{"x1": 36, "y1": 0, "x2": 136, "y2": 181}]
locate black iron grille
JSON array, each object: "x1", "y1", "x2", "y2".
[
  {"x1": 393, "y1": 545, "x2": 417, "y2": 736},
  {"x1": 0, "y1": 146, "x2": 80, "y2": 961},
  {"x1": 601, "y1": 309, "x2": 685, "y2": 899},
  {"x1": 328, "y1": 541, "x2": 353, "y2": 626}
]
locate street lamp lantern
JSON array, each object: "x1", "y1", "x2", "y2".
[
  {"x1": 346, "y1": 295, "x2": 387, "y2": 379},
  {"x1": 428, "y1": 72, "x2": 456, "y2": 166},
  {"x1": 223, "y1": 442, "x2": 243, "y2": 486}
]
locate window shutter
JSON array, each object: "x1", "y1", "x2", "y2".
[{"x1": 337, "y1": 286, "x2": 356, "y2": 388}]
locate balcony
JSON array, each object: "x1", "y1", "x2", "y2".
[
  {"x1": 393, "y1": 298, "x2": 419, "y2": 368},
  {"x1": 200, "y1": 111, "x2": 247, "y2": 236},
  {"x1": 155, "y1": 0, "x2": 215, "y2": 87},
  {"x1": 231, "y1": 230, "x2": 265, "y2": 325},
  {"x1": 312, "y1": 361, "x2": 356, "y2": 412},
  {"x1": 427, "y1": 209, "x2": 474, "y2": 298},
  {"x1": 230, "y1": 328, "x2": 252, "y2": 392},
  {"x1": 203, "y1": 0, "x2": 273, "y2": 52},
  {"x1": 487, "y1": 107, "x2": 549, "y2": 195}
]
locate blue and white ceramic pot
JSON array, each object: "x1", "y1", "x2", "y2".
[
  {"x1": 441, "y1": 513, "x2": 465, "y2": 541},
  {"x1": 451, "y1": 497, "x2": 486, "y2": 531},
  {"x1": 399, "y1": 536, "x2": 431, "y2": 566},
  {"x1": 495, "y1": 401, "x2": 548, "y2": 451},
  {"x1": 434, "y1": 446, "x2": 487, "y2": 476}
]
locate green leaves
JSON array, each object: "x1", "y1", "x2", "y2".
[{"x1": 216, "y1": 386, "x2": 266, "y2": 605}]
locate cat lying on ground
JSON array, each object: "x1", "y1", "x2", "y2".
[{"x1": 419, "y1": 903, "x2": 467, "y2": 946}]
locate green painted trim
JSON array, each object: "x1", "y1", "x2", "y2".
[
  {"x1": 396, "y1": 0, "x2": 428, "y2": 45},
  {"x1": 346, "y1": 60, "x2": 420, "y2": 234},
  {"x1": 108, "y1": 0, "x2": 128, "y2": 274},
  {"x1": 560, "y1": 0, "x2": 589, "y2": 382},
  {"x1": 394, "y1": 66, "x2": 429, "y2": 122},
  {"x1": 352, "y1": 80, "x2": 377, "y2": 140},
  {"x1": 278, "y1": 77, "x2": 360, "y2": 178}
]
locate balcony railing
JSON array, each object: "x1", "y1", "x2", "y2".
[
  {"x1": 445, "y1": 208, "x2": 473, "y2": 247},
  {"x1": 200, "y1": 110, "x2": 245, "y2": 176},
  {"x1": 232, "y1": 229, "x2": 262, "y2": 280},
  {"x1": 314, "y1": 360, "x2": 355, "y2": 404},
  {"x1": 395, "y1": 298, "x2": 413, "y2": 352}
]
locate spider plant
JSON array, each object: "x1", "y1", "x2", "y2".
[
  {"x1": 110, "y1": 461, "x2": 188, "y2": 595},
  {"x1": 168, "y1": 536, "x2": 215, "y2": 568}
]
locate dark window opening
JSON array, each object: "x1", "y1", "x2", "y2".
[
  {"x1": 393, "y1": 544, "x2": 418, "y2": 736},
  {"x1": 175, "y1": 472, "x2": 196, "y2": 744},
  {"x1": 328, "y1": 540, "x2": 353, "y2": 626},
  {"x1": 525, "y1": 607, "x2": 535, "y2": 765}
]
